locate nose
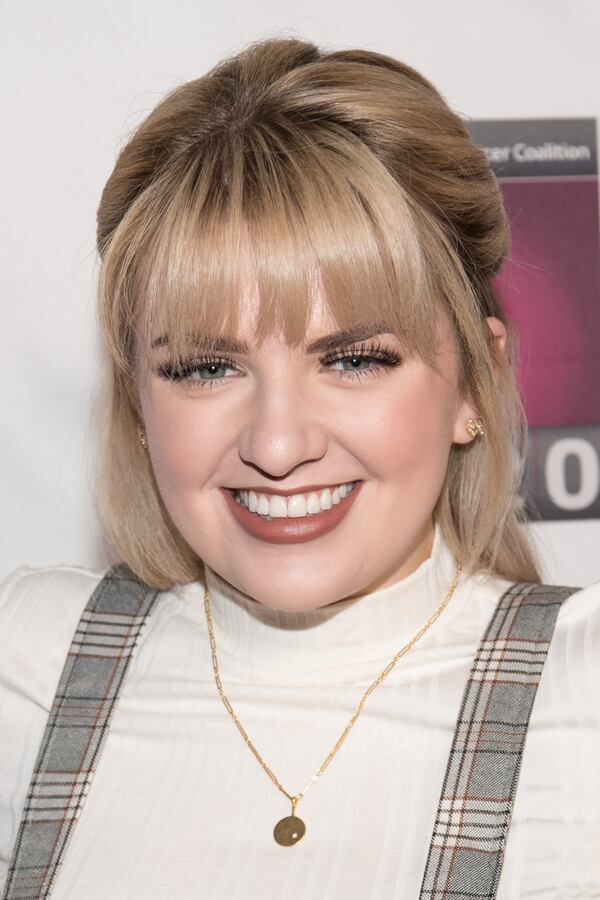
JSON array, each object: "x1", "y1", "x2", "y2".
[{"x1": 236, "y1": 379, "x2": 328, "y2": 479}]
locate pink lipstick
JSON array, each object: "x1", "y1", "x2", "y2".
[{"x1": 221, "y1": 482, "x2": 363, "y2": 544}]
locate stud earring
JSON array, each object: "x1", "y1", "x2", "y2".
[
  {"x1": 137, "y1": 422, "x2": 148, "y2": 449},
  {"x1": 466, "y1": 417, "x2": 485, "y2": 438}
]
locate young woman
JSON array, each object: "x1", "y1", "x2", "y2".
[{"x1": 1, "y1": 36, "x2": 598, "y2": 899}]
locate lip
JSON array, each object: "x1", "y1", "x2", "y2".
[
  {"x1": 224, "y1": 482, "x2": 355, "y2": 497},
  {"x1": 220, "y1": 481, "x2": 363, "y2": 544}
]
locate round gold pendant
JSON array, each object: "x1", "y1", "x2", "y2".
[{"x1": 273, "y1": 814, "x2": 306, "y2": 846}]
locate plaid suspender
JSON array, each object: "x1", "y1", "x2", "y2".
[
  {"x1": 2, "y1": 563, "x2": 159, "y2": 900},
  {"x1": 418, "y1": 581, "x2": 580, "y2": 900},
  {"x1": 2, "y1": 572, "x2": 579, "y2": 899}
]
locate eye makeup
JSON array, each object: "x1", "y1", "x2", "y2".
[{"x1": 155, "y1": 339, "x2": 403, "y2": 392}]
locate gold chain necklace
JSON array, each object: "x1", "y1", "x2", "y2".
[{"x1": 202, "y1": 559, "x2": 462, "y2": 846}]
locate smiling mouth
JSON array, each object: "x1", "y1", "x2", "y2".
[
  {"x1": 221, "y1": 481, "x2": 364, "y2": 544},
  {"x1": 230, "y1": 481, "x2": 360, "y2": 520}
]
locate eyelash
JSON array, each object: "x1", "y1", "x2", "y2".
[{"x1": 156, "y1": 340, "x2": 403, "y2": 391}]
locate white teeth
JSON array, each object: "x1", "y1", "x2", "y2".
[
  {"x1": 287, "y1": 494, "x2": 307, "y2": 518},
  {"x1": 233, "y1": 481, "x2": 358, "y2": 518},
  {"x1": 269, "y1": 495, "x2": 288, "y2": 518},
  {"x1": 306, "y1": 493, "x2": 321, "y2": 515}
]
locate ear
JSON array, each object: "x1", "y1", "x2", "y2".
[
  {"x1": 452, "y1": 316, "x2": 507, "y2": 445},
  {"x1": 485, "y1": 315, "x2": 507, "y2": 366}
]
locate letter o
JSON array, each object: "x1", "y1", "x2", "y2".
[{"x1": 545, "y1": 438, "x2": 600, "y2": 511}]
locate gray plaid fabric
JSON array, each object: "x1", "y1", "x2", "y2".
[
  {"x1": 418, "y1": 581, "x2": 579, "y2": 900},
  {"x1": 2, "y1": 563, "x2": 159, "y2": 900},
  {"x1": 2, "y1": 569, "x2": 579, "y2": 899}
]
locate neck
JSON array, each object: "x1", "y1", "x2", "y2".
[
  {"x1": 343, "y1": 517, "x2": 435, "y2": 601},
  {"x1": 183, "y1": 522, "x2": 466, "y2": 686}
]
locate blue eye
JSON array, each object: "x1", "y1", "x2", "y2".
[
  {"x1": 156, "y1": 340, "x2": 403, "y2": 390},
  {"x1": 157, "y1": 357, "x2": 237, "y2": 389},
  {"x1": 323, "y1": 343, "x2": 403, "y2": 379}
]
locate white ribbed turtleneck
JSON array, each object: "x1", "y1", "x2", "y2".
[
  {"x1": 1, "y1": 525, "x2": 599, "y2": 898},
  {"x1": 199, "y1": 520, "x2": 464, "y2": 685}
]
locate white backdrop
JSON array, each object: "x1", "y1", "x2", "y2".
[{"x1": 2, "y1": 0, "x2": 599, "y2": 585}]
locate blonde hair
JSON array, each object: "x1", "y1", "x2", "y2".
[{"x1": 94, "y1": 36, "x2": 542, "y2": 590}]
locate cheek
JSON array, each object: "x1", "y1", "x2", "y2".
[
  {"x1": 141, "y1": 387, "x2": 225, "y2": 495},
  {"x1": 354, "y1": 370, "x2": 457, "y2": 483}
]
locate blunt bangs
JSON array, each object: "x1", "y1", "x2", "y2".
[{"x1": 102, "y1": 121, "x2": 444, "y2": 383}]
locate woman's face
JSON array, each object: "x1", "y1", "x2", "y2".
[{"x1": 137, "y1": 287, "x2": 490, "y2": 611}]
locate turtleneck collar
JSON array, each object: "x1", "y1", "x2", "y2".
[{"x1": 187, "y1": 522, "x2": 467, "y2": 685}]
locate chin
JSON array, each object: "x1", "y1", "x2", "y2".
[{"x1": 245, "y1": 571, "x2": 359, "y2": 611}]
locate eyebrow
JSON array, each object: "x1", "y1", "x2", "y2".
[{"x1": 151, "y1": 323, "x2": 391, "y2": 355}]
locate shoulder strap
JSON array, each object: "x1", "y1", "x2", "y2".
[
  {"x1": 418, "y1": 580, "x2": 581, "y2": 900},
  {"x1": 2, "y1": 563, "x2": 160, "y2": 900}
]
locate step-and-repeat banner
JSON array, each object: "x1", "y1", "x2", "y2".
[{"x1": 468, "y1": 119, "x2": 600, "y2": 523}]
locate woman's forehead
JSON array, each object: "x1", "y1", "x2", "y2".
[
  {"x1": 135, "y1": 230, "x2": 447, "y2": 368},
  {"x1": 146, "y1": 287, "x2": 404, "y2": 351},
  {"x1": 144, "y1": 304, "x2": 451, "y2": 361}
]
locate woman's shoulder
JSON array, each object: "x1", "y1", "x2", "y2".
[
  {"x1": 0, "y1": 563, "x2": 114, "y2": 886},
  {"x1": 535, "y1": 577, "x2": 600, "y2": 688},
  {"x1": 496, "y1": 574, "x2": 600, "y2": 638},
  {"x1": 1, "y1": 560, "x2": 107, "y2": 588},
  {"x1": 0, "y1": 562, "x2": 109, "y2": 688},
  {"x1": 550, "y1": 576, "x2": 600, "y2": 624},
  {"x1": 484, "y1": 572, "x2": 600, "y2": 624},
  {"x1": 0, "y1": 560, "x2": 108, "y2": 621},
  {"x1": 467, "y1": 568, "x2": 599, "y2": 668}
]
